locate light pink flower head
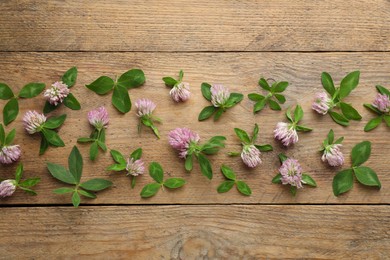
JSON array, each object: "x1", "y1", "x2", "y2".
[
  {"x1": 135, "y1": 98, "x2": 156, "y2": 117},
  {"x1": 0, "y1": 145, "x2": 21, "y2": 164},
  {"x1": 312, "y1": 91, "x2": 332, "y2": 115},
  {"x1": 126, "y1": 158, "x2": 145, "y2": 176},
  {"x1": 88, "y1": 106, "x2": 109, "y2": 130},
  {"x1": 23, "y1": 110, "x2": 47, "y2": 134},
  {"x1": 170, "y1": 82, "x2": 191, "y2": 102},
  {"x1": 372, "y1": 93, "x2": 389, "y2": 113},
  {"x1": 279, "y1": 158, "x2": 303, "y2": 189},
  {"x1": 44, "y1": 81, "x2": 70, "y2": 106},
  {"x1": 211, "y1": 84, "x2": 230, "y2": 107},
  {"x1": 322, "y1": 144, "x2": 344, "y2": 167},
  {"x1": 274, "y1": 122, "x2": 298, "y2": 146},
  {"x1": 168, "y1": 128, "x2": 200, "y2": 158},
  {"x1": 241, "y1": 144, "x2": 261, "y2": 168},
  {"x1": 0, "y1": 180, "x2": 16, "y2": 198}
]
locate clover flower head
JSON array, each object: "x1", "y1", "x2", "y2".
[
  {"x1": 44, "y1": 81, "x2": 70, "y2": 106},
  {"x1": 0, "y1": 180, "x2": 16, "y2": 198},
  {"x1": 274, "y1": 122, "x2": 298, "y2": 146},
  {"x1": 372, "y1": 93, "x2": 389, "y2": 113},
  {"x1": 170, "y1": 82, "x2": 191, "y2": 102},
  {"x1": 23, "y1": 110, "x2": 47, "y2": 134},
  {"x1": 322, "y1": 144, "x2": 344, "y2": 167},
  {"x1": 88, "y1": 106, "x2": 109, "y2": 130},
  {"x1": 241, "y1": 144, "x2": 261, "y2": 168},
  {"x1": 126, "y1": 158, "x2": 145, "y2": 177},
  {"x1": 135, "y1": 98, "x2": 156, "y2": 117},
  {"x1": 279, "y1": 158, "x2": 303, "y2": 188},
  {"x1": 211, "y1": 84, "x2": 230, "y2": 107},
  {"x1": 312, "y1": 91, "x2": 332, "y2": 115},
  {"x1": 0, "y1": 145, "x2": 21, "y2": 164},
  {"x1": 168, "y1": 128, "x2": 200, "y2": 158}
]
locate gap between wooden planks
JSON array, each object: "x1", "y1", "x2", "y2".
[
  {"x1": 0, "y1": 0, "x2": 389, "y2": 51},
  {"x1": 0, "y1": 52, "x2": 389, "y2": 205}
]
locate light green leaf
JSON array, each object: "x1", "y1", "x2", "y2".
[
  {"x1": 221, "y1": 165, "x2": 236, "y2": 180},
  {"x1": 268, "y1": 99, "x2": 281, "y2": 110},
  {"x1": 321, "y1": 72, "x2": 335, "y2": 96},
  {"x1": 375, "y1": 85, "x2": 390, "y2": 96},
  {"x1": 253, "y1": 99, "x2": 267, "y2": 113},
  {"x1": 258, "y1": 78, "x2": 271, "y2": 91},
  {"x1": 329, "y1": 111, "x2": 349, "y2": 126},
  {"x1": 53, "y1": 187, "x2": 74, "y2": 194},
  {"x1": 273, "y1": 81, "x2": 288, "y2": 93},
  {"x1": 106, "y1": 163, "x2": 127, "y2": 171},
  {"x1": 117, "y1": 69, "x2": 145, "y2": 89},
  {"x1": 162, "y1": 77, "x2": 178, "y2": 87},
  {"x1": 18, "y1": 83, "x2": 45, "y2": 98},
  {"x1": 63, "y1": 93, "x2": 81, "y2": 110},
  {"x1": 80, "y1": 178, "x2": 113, "y2": 191},
  {"x1": 0, "y1": 83, "x2": 14, "y2": 100},
  {"x1": 301, "y1": 174, "x2": 317, "y2": 187},
  {"x1": 198, "y1": 106, "x2": 216, "y2": 121},
  {"x1": 201, "y1": 83, "x2": 212, "y2": 101},
  {"x1": 112, "y1": 85, "x2": 131, "y2": 113},
  {"x1": 274, "y1": 94, "x2": 286, "y2": 104},
  {"x1": 234, "y1": 128, "x2": 251, "y2": 144},
  {"x1": 255, "y1": 144, "x2": 273, "y2": 152},
  {"x1": 62, "y1": 66, "x2": 78, "y2": 87},
  {"x1": 236, "y1": 181, "x2": 252, "y2": 196},
  {"x1": 217, "y1": 180, "x2": 235, "y2": 193},
  {"x1": 340, "y1": 102, "x2": 362, "y2": 120},
  {"x1": 354, "y1": 166, "x2": 381, "y2": 188},
  {"x1": 332, "y1": 169, "x2": 354, "y2": 196},
  {"x1": 140, "y1": 183, "x2": 161, "y2": 198},
  {"x1": 278, "y1": 153, "x2": 288, "y2": 163},
  {"x1": 149, "y1": 162, "x2": 164, "y2": 183},
  {"x1": 272, "y1": 173, "x2": 282, "y2": 184},
  {"x1": 42, "y1": 129, "x2": 65, "y2": 147},
  {"x1": 130, "y1": 148, "x2": 142, "y2": 160},
  {"x1": 86, "y1": 76, "x2": 114, "y2": 95},
  {"x1": 15, "y1": 163, "x2": 23, "y2": 183},
  {"x1": 293, "y1": 105, "x2": 304, "y2": 123},
  {"x1": 110, "y1": 149, "x2": 126, "y2": 164},
  {"x1": 248, "y1": 93, "x2": 265, "y2": 102},
  {"x1": 72, "y1": 192, "x2": 81, "y2": 208},
  {"x1": 197, "y1": 153, "x2": 213, "y2": 180},
  {"x1": 78, "y1": 189, "x2": 97, "y2": 199},
  {"x1": 44, "y1": 114, "x2": 67, "y2": 129},
  {"x1": 364, "y1": 117, "x2": 382, "y2": 132},
  {"x1": 68, "y1": 146, "x2": 83, "y2": 183},
  {"x1": 351, "y1": 141, "x2": 371, "y2": 167},
  {"x1": 47, "y1": 162, "x2": 77, "y2": 185},
  {"x1": 384, "y1": 115, "x2": 390, "y2": 127},
  {"x1": 163, "y1": 178, "x2": 186, "y2": 189},
  {"x1": 43, "y1": 101, "x2": 57, "y2": 114},
  {"x1": 19, "y1": 177, "x2": 40, "y2": 188},
  {"x1": 185, "y1": 154, "x2": 193, "y2": 171},
  {"x1": 339, "y1": 71, "x2": 360, "y2": 99},
  {"x1": 4, "y1": 128, "x2": 16, "y2": 146},
  {"x1": 3, "y1": 98, "x2": 19, "y2": 125},
  {"x1": 89, "y1": 141, "x2": 99, "y2": 161}
]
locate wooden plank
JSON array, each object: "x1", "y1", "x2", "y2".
[
  {"x1": 0, "y1": 205, "x2": 388, "y2": 258},
  {"x1": 0, "y1": 0, "x2": 389, "y2": 51},
  {"x1": 0, "y1": 52, "x2": 389, "y2": 205}
]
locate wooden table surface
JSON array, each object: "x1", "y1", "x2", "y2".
[{"x1": 0, "y1": 1, "x2": 389, "y2": 259}]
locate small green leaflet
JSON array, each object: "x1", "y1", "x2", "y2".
[
  {"x1": 11, "y1": 163, "x2": 40, "y2": 196},
  {"x1": 216, "y1": 165, "x2": 251, "y2": 196}
]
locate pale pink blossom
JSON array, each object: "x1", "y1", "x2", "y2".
[
  {"x1": 0, "y1": 145, "x2": 21, "y2": 164},
  {"x1": 241, "y1": 145, "x2": 261, "y2": 168},
  {"x1": 44, "y1": 81, "x2": 70, "y2": 106},
  {"x1": 170, "y1": 82, "x2": 191, "y2": 102},
  {"x1": 126, "y1": 158, "x2": 145, "y2": 176},
  {"x1": 274, "y1": 122, "x2": 298, "y2": 146},
  {"x1": 88, "y1": 106, "x2": 109, "y2": 130},
  {"x1": 135, "y1": 98, "x2": 156, "y2": 117},
  {"x1": 0, "y1": 180, "x2": 16, "y2": 198},
  {"x1": 372, "y1": 93, "x2": 389, "y2": 113},
  {"x1": 23, "y1": 111, "x2": 47, "y2": 134},
  {"x1": 211, "y1": 84, "x2": 230, "y2": 107},
  {"x1": 168, "y1": 128, "x2": 200, "y2": 158},
  {"x1": 279, "y1": 158, "x2": 303, "y2": 188},
  {"x1": 322, "y1": 144, "x2": 344, "y2": 167},
  {"x1": 312, "y1": 92, "x2": 332, "y2": 115}
]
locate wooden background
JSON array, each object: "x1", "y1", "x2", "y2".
[{"x1": 0, "y1": 0, "x2": 389, "y2": 258}]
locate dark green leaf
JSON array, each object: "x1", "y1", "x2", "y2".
[
  {"x1": 130, "y1": 148, "x2": 142, "y2": 160},
  {"x1": 255, "y1": 144, "x2": 273, "y2": 152},
  {"x1": 0, "y1": 83, "x2": 14, "y2": 100},
  {"x1": 112, "y1": 85, "x2": 131, "y2": 113},
  {"x1": 77, "y1": 137, "x2": 94, "y2": 143},
  {"x1": 162, "y1": 77, "x2": 178, "y2": 87},
  {"x1": 53, "y1": 187, "x2": 74, "y2": 194},
  {"x1": 227, "y1": 151, "x2": 240, "y2": 156},
  {"x1": 98, "y1": 128, "x2": 106, "y2": 143},
  {"x1": 293, "y1": 105, "x2": 304, "y2": 123},
  {"x1": 97, "y1": 141, "x2": 107, "y2": 151},
  {"x1": 149, "y1": 162, "x2": 164, "y2": 183},
  {"x1": 201, "y1": 83, "x2": 212, "y2": 101},
  {"x1": 15, "y1": 163, "x2": 23, "y2": 183},
  {"x1": 3, "y1": 98, "x2": 19, "y2": 125},
  {"x1": 185, "y1": 154, "x2": 193, "y2": 171},
  {"x1": 286, "y1": 107, "x2": 293, "y2": 122},
  {"x1": 253, "y1": 99, "x2": 267, "y2": 113},
  {"x1": 39, "y1": 137, "x2": 49, "y2": 155},
  {"x1": 90, "y1": 141, "x2": 99, "y2": 161},
  {"x1": 43, "y1": 101, "x2": 57, "y2": 114},
  {"x1": 140, "y1": 183, "x2": 161, "y2": 198},
  {"x1": 225, "y1": 93, "x2": 243, "y2": 107},
  {"x1": 19, "y1": 177, "x2": 41, "y2": 188},
  {"x1": 44, "y1": 114, "x2": 67, "y2": 129},
  {"x1": 78, "y1": 189, "x2": 97, "y2": 199},
  {"x1": 363, "y1": 104, "x2": 382, "y2": 115},
  {"x1": 340, "y1": 102, "x2": 362, "y2": 120},
  {"x1": 272, "y1": 173, "x2": 282, "y2": 183},
  {"x1": 110, "y1": 150, "x2": 126, "y2": 164},
  {"x1": 268, "y1": 99, "x2": 281, "y2": 110},
  {"x1": 201, "y1": 136, "x2": 226, "y2": 154},
  {"x1": 62, "y1": 67, "x2": 78, "y2": 87},
  {"x1": 364, "y1": 117, "x2": 382, "y2": 132},
  {"x1": 4, "y1": 128, "x2": 15, "y2": 146},
  {"x1": 258, "y1": 78, "x2": 271, "y2": 91},
  {"x1": 301, "y1": 174, "x2": 317, "y2": 187},
  {"x1": 295, "y1": 125, "x2": 313, "y2": 132},
  {"x1": 339, "y1": 71, "x2": 360, "y2": 99},
  {"x1": 234, "y1": 128, "x2": 251, "y2": 144},
  {"x1": 106, "y1": 163, "x2": 127, "y2": 171},
  {"x1": 80, "y1": 178, "x2": 112, "y2": 191},
  {"x1": 0, "y1": 124, "x2": 4, "y2": 144},
  {"x1": 68, "y1": 146, "x2": 83, "y2": 183},
  {"x1": 19, "y1": 187, "x2": 37, "y2": 196},
  {"x1": 221, "y1": 165, "x2": 236, "y2": 180},
  {"x1": 332, "y1": 169, "x2": 354, "y2": 196},
  {"x1": 72, "y1": 192, "x2": 80, "y2": 207},
  {"x1": 248, "y1": 93, "x2": 265, "y2": 102},
  {"x1": 290, "y1": 186, "x2": 297, "y2": 196},
  {"x1": 163, "y1": 178, "x2": 186, "y2": 189},
  {"x1": 252, "y1": 123, "x2": 259, "y2": 142},
  {"x1": 197, "y1": 153, "x2": 213, "y2": 180},
  {"x1": 213, "y1": 108, "x2": 224, "y2": 121},
  {"x1": 131, "y1": 175, "x2": 136, "y2": 189},
  {"x1": 274, "y1": 94, "x2": 286, "y2": 104},
  {"x1": 86, "y1": 76, "x2": 114, "y2": 95},
  {"x1": 354, "y1": 166, "x2": 381, "y2": 188},
  {"x1": 335, "y1": 137, "x2": 344, "y2": 144},
  {"x1": 18, "y1": 83, "x2": 45, "y2": 98},
  {"x1": 117, "y1": 69, "x2": 145, "y2": 89},
  {"x1": 278, "y1": 153, "x2": 288, "y2": 163},
  {"x1": 236, "y1": 181, "x2": 252, "y2": 196},
  {"x1": 217, "y1": 180, "x2": 235, "y2": 193},
  {"x1": 273, "y1": 81, "x2": 288, "y2": 93},
  {"x1": 327, "y1": 129, "x2": 334, "y2": 144},
  {"x1": 376, "y1": 85, "x2": 390, "y2": 96},
  {"x1": 178, "y1": 70, "x2": 184, "y2": 81},
  {"x1": 351, "y1": 141, "x2": 371, "y2": 167},
  {"x1": 384, "y1": 115, "x2": 390, "y2": 127},
  {"x1": 321, "y1": 72, "x2": 335, "y2": 96},
  {"x1": 329, "y1": 111, "x2": 349, "y2": 126},
  {"x1": 198, "y1": 106, "x2": 216, "y2": 121},
  {"x1": 47, "y1": 162, "x2": 77, "y2": 185},
  {"x1": 42, "y1": 129, "x2": 65, "y2": 147},
  {"x1": 63, "y1": 93, "x2": 81, "y2": 110}
]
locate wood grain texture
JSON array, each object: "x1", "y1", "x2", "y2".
[
  {"x1": 0, "y1": 52, "x2": 389, "y2": 205},
  {"x1": 0, "y1": 205, "x2": 389, "y2": 259},
  {"x1": 0, "y1": 0, "x2": 389, "y2": 51}
]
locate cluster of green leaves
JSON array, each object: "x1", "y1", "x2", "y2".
[
  {"x1": 320, "y1": 71, "x2": 362, "y2": 126},
  {"x1": 0, "y1": 123, "x2": 17, "y2": 148},
  {"x1": 37, "y1": 114, "x2": 67, "y2": 155},
  {"x1": 272, "y1": 154, "x2": 317, "y2": 196},
  {"x1": 163, "y1": 70, "x2": 184, "y2": 88},
  {"x1": 228, "y1": 123, "x2": 273, "y2": 157},
  {"x1": 285, "y1": 105, "x2": 313, "y2": 132},
  {"x1": 47, "y1": 146, "x2": 113, "y2": 207},
  {"x1": 333, "y1": 141, "x2": 381, "y2": 196},
  {"x1": 363, "y1": 85, "x2": 390, "y2": 131},
  {"x1": 198, "y1": 83, "x2": 243, "y2": 121},
  {"x1": 6, "y1": 164, "x2": 41, "y2": 195},
  {"x1": 107, "y1": 148, "x2": 142, "y2": 188},
  {"x1": 184, "y1": 136, "x2": 226, "y2": 180},
  {"x1": 248, "y1": 77, "x2": 288, "y2": 113},
  {"x1": 140, "y1": 162, "x2": 186, "y2": 198},
  {"x1": 44, "y1": 67, "x2": 81, "y2": 113},
  {"x1": 77, "y1": 127, "x2": 107, "y2": 161},
  {"x1": 217, "y1": 165, "x2": 252, "y2": 196},
  {"x1": 86, "y1": 69, "x2": 145, "y2": 113},
  {"x1": 138, "y1": 110, "x2": 161, "y2": 139},
  {"x1": 0, "y1": 82, "x2": 45, "y2": 125},
  {"x1": 320, "y1": 129, "x2": 344, "y2": 152}
]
